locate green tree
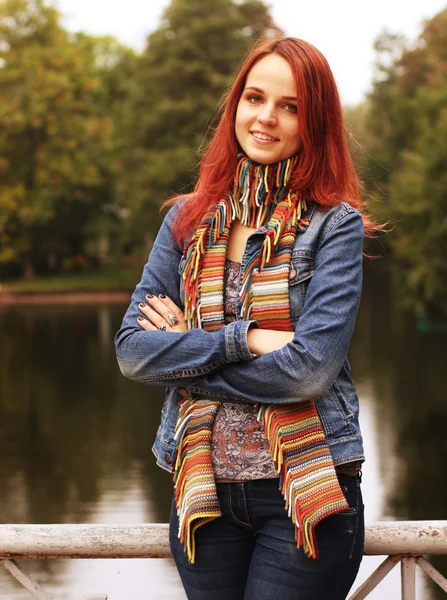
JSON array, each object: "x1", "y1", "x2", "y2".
[
  {"x1": 0, "y1": 0, "x2": 128, "y2": 276},
  {"x1": 363, "y1": 10, "x2": 447, "y2": 317},
  {"x1": 71, "y1": 33, "x2": 138, "y2": 265},
  {"x1": 117, "y1": 0, "x2": 274, "y2": 249}
]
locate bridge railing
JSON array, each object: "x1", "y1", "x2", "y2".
[{"x1": 1, "y1": 521, "x2": 446, "y2": 600}]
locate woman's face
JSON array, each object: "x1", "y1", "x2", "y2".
[{"x1": 235, "y1": 54, "x2": 301, "y2": 165}]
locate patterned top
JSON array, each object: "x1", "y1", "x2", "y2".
[
  {"x1": 211, "y1": 260, "x2": 278, "y2": 481},
  {"x1": 211, "y1": 259, "x2": 362, "y2": 481}
]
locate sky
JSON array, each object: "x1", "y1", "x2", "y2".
[{"x1": 55, "y1": 0, "x2": 447, "y2": 106}]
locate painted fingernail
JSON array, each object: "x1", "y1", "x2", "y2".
[
  {"x1": 139, "y1": 302, "x2": 147, "y2": 308},
  {"x1": 159, "y1": 294, "x2": 166, "y2": 299},
  {"x1": 137, "y1": 316, "x2": 145, "y2": 321},
  {"x1": 146, "y1": 293, "x2": 154, "y2": 299}
]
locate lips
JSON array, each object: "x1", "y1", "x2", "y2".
[{"x1": 250, "y1": 131, "x2": 279, "y2": 142}]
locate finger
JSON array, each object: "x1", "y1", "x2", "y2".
[
  {"x1": 138, "y1": 302, "x2": 171, "y2": 331},
  {"x1": 147, "y1": 294, "x2": 186, "y2": 330},
  {"x1": 137, "y1": 316, "x2": 157, "y2": 331},
  {"x1": 143, "y1": 296, "x2": 170, "y2": 321},
  {"x1": 144, "y1": 294, "x2": 179, "y2": 324},
  {"x1": 156, "y1": 294, "x2": 185, "y2": 324}
]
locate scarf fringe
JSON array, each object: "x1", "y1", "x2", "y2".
[
  {"x1": 172, "y1": 395, "x2": 222, "y2": 563},
  {"x1": 258, "y1": 403, "x2": 349, "y2": 559}
]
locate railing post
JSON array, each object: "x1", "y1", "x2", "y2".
[
  {"x1": 416, "y1": 557, "x2": 447, "y2": 594},
  {"x1": 2, "y1": 560, "x2": 54, "y2": 600},
  {"x1": 348, "y1": 556, "x2": 400, "y2": 600},
  {"x1": 401, "y1": 557, "x2": 416, "y2": 600}
]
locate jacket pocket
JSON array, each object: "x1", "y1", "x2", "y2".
[
  {"x1": 316, "y1": 383, "x2": 353, "y2": 438},
  {"x1": 289, "y1": 250, "x2": 315, "y2": 325}
]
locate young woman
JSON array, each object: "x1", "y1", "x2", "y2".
[{"x1": 116, "y1": 35, "x2": 375, "y2": 600}]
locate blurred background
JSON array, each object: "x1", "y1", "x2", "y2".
[{"x1": 0, "y1": 0, "x2": 446, "y2": 598}]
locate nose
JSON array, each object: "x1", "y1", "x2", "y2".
[{"x1": 257, "y1": 103, "x2": 277, "y2": 126}]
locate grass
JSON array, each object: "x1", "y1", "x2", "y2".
[{"x1": 0, "y1": 269, "x2": 140, "y2": 294}]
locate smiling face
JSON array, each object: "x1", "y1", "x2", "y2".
[{"x1": 235, "y1": 53, "x2": 301, "y2": 165}]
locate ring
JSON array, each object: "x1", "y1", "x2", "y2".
[
  {"x1": 159, "y1": 322, "x2": 168, "y2": 331},
  {"x1": 167, "y1": 313, "x2": 179, "y2": 326}
]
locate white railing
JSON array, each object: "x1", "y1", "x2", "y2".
[{"x1": 1, "y1": 521, "x2": 446, "y2": 599}]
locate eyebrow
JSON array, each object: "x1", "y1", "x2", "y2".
[{"x1": 244, "y1": 86, "x2": 297, "y2": 102}]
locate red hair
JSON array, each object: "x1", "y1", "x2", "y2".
[{"x1": 166, "y1": 35, "x2": 376, "y2": 245}]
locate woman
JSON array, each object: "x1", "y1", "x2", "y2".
[{"x1": 116, "y1": 35, "x2": 375, "y2": 600}]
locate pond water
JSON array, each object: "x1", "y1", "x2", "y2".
[{"x1": 0, "y1": 261, "x2": 446, "y2": 599}]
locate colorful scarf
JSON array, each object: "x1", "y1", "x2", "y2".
[{"x1": 173, "y1": 155, "x2": 348, "y2": 563}]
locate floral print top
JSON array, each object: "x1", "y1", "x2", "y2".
[{"x1": 211, "y1": 259, "x2": 278, "y2": 481}]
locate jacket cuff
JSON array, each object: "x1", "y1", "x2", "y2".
[{"x1": 224, "y1": 320, "x2": 259, "y2": 362}]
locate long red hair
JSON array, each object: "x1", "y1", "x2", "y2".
[{"x1": 166, "y1": 35, "x2": 375, "y2": 245}]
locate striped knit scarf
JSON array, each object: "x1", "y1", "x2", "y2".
[{"x1": 173, "y1": 155, "x2": 349, "y2": 563}]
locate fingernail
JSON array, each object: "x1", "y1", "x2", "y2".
[
  {"x1": 146, "y1": 294, "x2": 154, "y2": 299},
  {"x1": 159, "y1": 294, "x2": 166, "y2": 299},
  {"x1": 139, "y1": 302, "x2": 147, "y2": 308},
  {"x1": 137, "y1": 316, "x2": 144, "y2": 321}
]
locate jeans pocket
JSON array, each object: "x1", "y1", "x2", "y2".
[
  {"x1": 336, "y1": 475, "x2": 364, "y2": 560},
  {"x1": 337, "y1": 485, "x2": 358, "y2": 515},
  {"x1": 336, "y1": 474, "x2": 361, "y2": 515}
]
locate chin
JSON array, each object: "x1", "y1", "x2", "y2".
[{"x1": 243, "y1": 148, "x2": 281, "y2": 165}]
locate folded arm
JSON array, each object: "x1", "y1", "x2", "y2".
[
  {"x1": 115, "y1": 203, "x2": 257, "y2": 387},
  {"x1": 186, "y1": 210, "x2": 364, "y2": 404}
]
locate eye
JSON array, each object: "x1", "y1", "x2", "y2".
[
  {"x1": 248, "y1": 95, "x2": 263, "y2": 104},
  {"x1": 284, "y1": 103, "x2": 298, "y2": 114}
]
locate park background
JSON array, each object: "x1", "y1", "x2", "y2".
[{"x1": 0, "y1": 0, "x2": 446, "y2": 597}]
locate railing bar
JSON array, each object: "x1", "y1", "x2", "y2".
[
  {"x1": 1, "y1": 522, "x2": 447, "y2": 558},
  {"x1": 0, "y1": 524, "x2": 172, "y2": 559},
  {"x1": 1, "y1": 559, "x2": 54, "y2": 600},
  {"x1": 416, "y1": 556, "x2": 447, "y2": 593},
  {"x1": 401, "y1": 557, "x2": 416, "y2": 600},
  {"x1": 363, "y1": 521, "x2": 447, "y2": 556},
  {"x1": 348, "y1": 555, "x2": 401, "y2": 600}
]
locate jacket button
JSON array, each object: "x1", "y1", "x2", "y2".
[{"x1": 164, "y1": 451, "x2": 171, "y2": 463}]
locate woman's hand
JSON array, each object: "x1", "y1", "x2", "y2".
[
  {"x1": 137, "y1": 294, "x2": 188, "y2": 333},
  {"x1": 247, "y1": 328, "x2": 294, "y2": 355}
]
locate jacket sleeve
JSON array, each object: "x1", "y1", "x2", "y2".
[
  {"x1": 115, "y1": 203, "x2": 257, "y2": 387},
  {"x1": 186, "y1": 209, "x2": 364, "y2": 404}
]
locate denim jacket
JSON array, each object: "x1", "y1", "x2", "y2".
[{"x1": 115, "y1": 200, "x2": 365, "y2": 473}]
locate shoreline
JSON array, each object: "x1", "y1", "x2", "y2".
[{"x1": 0, "y1": 290, "x2": 131, "y2": 305}]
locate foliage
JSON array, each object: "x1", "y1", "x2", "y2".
[
  {"x1": 360, "y1": 10, "x2": 447, "y2": 318},
  {"x1": 0, "y1": 0, "x2": 133, "y2": 276},
  {"x1": 117, "y1": 0, "x2": 274, "y2": 247}
]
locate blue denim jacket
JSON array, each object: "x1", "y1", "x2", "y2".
[{"x1": 115, "y1": 200, "x2": 365, "y2": 473}]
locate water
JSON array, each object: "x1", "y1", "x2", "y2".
[{"x1": 0, "y1": 261, "x2": 446, "y2": 599}]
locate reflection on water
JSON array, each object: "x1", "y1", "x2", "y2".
[
  {"x1": 0, "y1": 261, "x2": 446, "y2": 599},
  {"x1": 351, "y1": 261, "x2": 447, "y2": 599}
]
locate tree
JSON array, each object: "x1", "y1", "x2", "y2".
[
  {"x1": 0, "y1": 0, "x2": 129, "y2": 276},
  {"x1": 117, "y1": 0, "x2": 275, "y2": 248},
  {"x1": 362, "y1": 10, "x2": 447, "y2": 317}
]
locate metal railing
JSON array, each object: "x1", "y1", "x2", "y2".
[{"x1": 1, "y1": 521, "x2": 446, "y2": 599}]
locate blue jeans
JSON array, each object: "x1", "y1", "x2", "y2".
[{"x1": 169, "y1": 474, "x2": 364, "y2": 600}]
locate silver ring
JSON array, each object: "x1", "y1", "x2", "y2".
[
  {"x1": 159, "y1": 322, "x2": 167, "y2": 331},
  {"x1": 167, "y1": 313, "x2": 179, "y2": 326}
]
